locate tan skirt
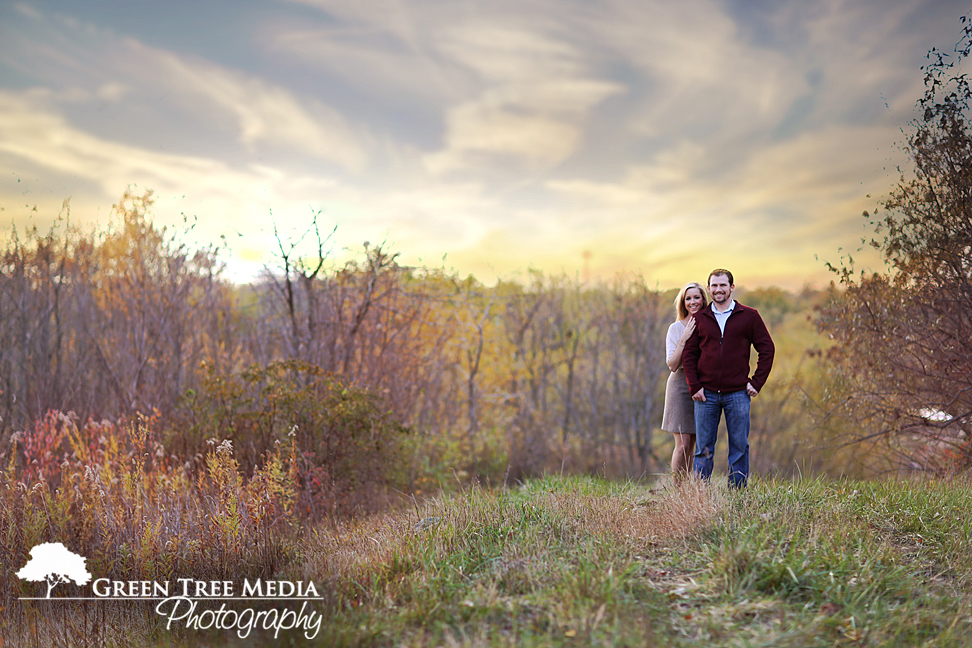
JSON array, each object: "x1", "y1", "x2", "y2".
[{"x1": 661, "y1": 368, "x2": 695, "y2": 435}]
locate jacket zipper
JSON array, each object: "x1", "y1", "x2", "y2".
[
  {"x1": 717, "y1": 314, "x2": 724, "y2": 393},
  {"x1": 716, "y1": 307, "x2": 734, "y2": 393}
]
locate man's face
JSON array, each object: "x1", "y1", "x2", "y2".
[{"x1": 708, "y1": 274, "x2": 733, "y2": 305}]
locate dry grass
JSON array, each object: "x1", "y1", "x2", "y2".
[
  {"x1": 304, "y1": 476, "x2": 725, "y2": 586},
  {"x1": 295, "y1": 475, "x2": 727, "y2": 647},
  {"x1": 6, "y1": 437, "x2": 971, "y2": 648},
  {"x1": 291, "y1": 474, "x2": 972, "y2": 648},
  {"x1": 0, "y1": 413, "x2": 300, "y2": 647}
]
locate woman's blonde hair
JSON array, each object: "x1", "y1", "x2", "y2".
[{"x1": 675, "y1": 282, "x2": 708, "y2": 320}]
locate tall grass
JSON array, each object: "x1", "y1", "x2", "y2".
[
  {"x1": 3, "y1": 423, "x2": 971, "y2": 648},
  {"x1": 0, "y1": 412, "x2": 299, "y2": 646}
]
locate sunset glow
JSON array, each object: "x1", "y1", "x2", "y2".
[{"x1": 1, "y1": 0, "x2": 965, "y2": 289}]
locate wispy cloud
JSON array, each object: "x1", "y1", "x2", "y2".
[
  {"x1": 275, "y1": 1, "x2": 626, "y2": 173},
  {"x1": 0, "y1": 7, "x2": 369, "y2": 169},
  {"x1": 148, "y1": 49, "x2": 368, "y2": 168},
  {"x1": 0, "y1": 0, "x2": 963, "y2": 288},
  {"x1": 0, "y1": 89, "x2": 335, "y2": 232}
]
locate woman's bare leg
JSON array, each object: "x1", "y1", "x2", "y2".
[
  {"x1": 684, "y1": 434, "x2": 695, "y2": 476},
  {"x1": 672, "y1": 433, "x2": 696, "y2": 478}
]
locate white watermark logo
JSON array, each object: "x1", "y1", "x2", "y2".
[
  {"x1": 16, "y1": 542, "x2": 92, "y2": 598},
  {"x1": 16, "y1": 544, "x2": 323, "y2": 639}
]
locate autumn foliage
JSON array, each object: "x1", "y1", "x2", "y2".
[
  {"x1": 819, "y1": 19, "x2": 972, "y2": 474},
  {"x1": 0, "y1": 191, "x2": 688, "y2": 489}
]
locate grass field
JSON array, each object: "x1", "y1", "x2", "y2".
[
  {"x1": 297, "y1": 474, "x2": 972, "y2": 648},
  {"x1": 8, "y1": 473, "x2": 972, "y2": 647}
]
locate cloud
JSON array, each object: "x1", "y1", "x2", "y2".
[
  {"x1": 577, "y1": 0, "x2": 806, "y2": 153},
  {"x1": 430, "y1": 21, "x2": 625, "y2": 172},
  {"x1": 424, "y1": 97, "x2": 588, "y2": 174},
  {"x1": 0, "y1": 7, "x2": 369, "y2": 170},
  {"x1": 139, "y1": 46, "x2": 368, "y2": 169},
  {"x1": 0, "y1": 88, "x2": 348, "y2": 269},
  {"x1": 275, "y1": 1, "x2": 625, "y2": 173},
  {"x1": 0, "y1": 87, "x2": 496, "y2": 281},
  {"x1": 0, "y1": 91, "x2": 265, "y2": 195},
  {"x1": 0, "y1": 0, "x2": 959, "y2": 290},
  {"x1": 541, "y1": 120, "x2": 895, "y2": 288}
]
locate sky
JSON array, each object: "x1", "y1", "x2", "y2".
[{"x1": 0, "y1": 0, "x2": 969, "y2": 290}]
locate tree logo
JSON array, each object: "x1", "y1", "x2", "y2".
[{"x1": 16, "y1": 543, "x2": 92, "y2": 598}]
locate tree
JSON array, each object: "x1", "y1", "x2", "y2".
[
  {"x1": 16, "y1": 542, "x2": 92, "y2": 598},
  {"x1": 0, "y1": 189, "x2": 233, "y2": 432},
  {"x1": 819, "y1": 16, "x2": 972, "y2": 473}
]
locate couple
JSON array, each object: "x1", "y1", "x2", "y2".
[{"x1": 661, "y1": 269, "x2": 775, "y2": 488}]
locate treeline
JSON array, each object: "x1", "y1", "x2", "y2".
[
  {"x1": 0, "y1": 193, "x2": 230, "y2": 423},
  {"x1": 1, "y1": 189, "x2": 889, "y2": 498},
  {"x1": 0, "y1": 190, "x2": 671, "y2": 484}
]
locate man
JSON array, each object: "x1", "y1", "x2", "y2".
[{"x1": 681, "y1": 269, "x2": 775, "y2": 488}]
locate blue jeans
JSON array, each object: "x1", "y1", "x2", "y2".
[{"x1": 693, "y1": 389, "x2": 751, "y2": 488}]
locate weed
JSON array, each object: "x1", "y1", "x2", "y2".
[{"x1": 0, "y1": 412, "x2": 299, "y2": 646}]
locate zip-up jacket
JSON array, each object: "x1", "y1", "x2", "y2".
[{"x1": 682, "y1": 302, "x2": 775, "y2": 395}]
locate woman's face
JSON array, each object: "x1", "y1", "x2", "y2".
[{"x1": 684, "y1": 287, "x2": 704, "y2": 315}]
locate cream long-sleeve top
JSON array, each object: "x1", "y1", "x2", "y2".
[{"x1": 666, "y1": 319, "x2": 688, "y2": 369}]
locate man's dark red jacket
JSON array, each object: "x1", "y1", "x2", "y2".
[{"x1": 682, "y1": 302, "x2": 775, "y2": 395}]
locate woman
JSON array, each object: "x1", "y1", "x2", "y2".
[{"x1": 661, "y1": 282, "x2": 708, "y2": 480}]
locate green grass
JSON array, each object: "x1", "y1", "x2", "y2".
[
  {"x1": 301, "y1": 475, "x2": 675, "y2": 647},
  {"x1": 676, "y1": 478, "x2": 972, "y2": 647},
  {"x1": 290, "y1": 474, "x2": 972, "y2": 648},
  {"x1": 12, "y1": 474, "x2": 972, "y2": 647}
]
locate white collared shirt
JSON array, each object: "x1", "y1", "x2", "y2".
[{"x1": 712, "y1": 300, "x2": 736, "y2": 335}]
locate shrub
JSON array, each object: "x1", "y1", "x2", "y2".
[{"x1": 175, "y1": 360, "x2": 410, "y2": 516}]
